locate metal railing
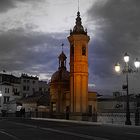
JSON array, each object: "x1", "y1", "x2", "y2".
[{"x1": 0, "y1": 110, "x2": 139, "y2": 126}]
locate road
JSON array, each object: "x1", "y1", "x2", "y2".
[{"x1": 0, "y1": 118, "x2": 140, "y2": 140}]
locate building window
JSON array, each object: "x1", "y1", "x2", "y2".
[
  {"x1": 4, "y1": 96, "x2": 10, "y2": 104},
  {"x1": 23, "y1": 80, "x2": 26, "y2": 83},
  {"x1": 23, "y1": 86, "x2": 26, "y2": 91},
  {"x1": 5, "y1": 88, "x2": 7, "y2": 93},
  {"x1": 33, "y1": 80, "x2": 35, "y2": 84},
  {"x1": 5, "y1": 88, "x2": 9, "y2": 93},
  {"x1": 82, "y1": 46, "x2": 86, "y2": 56}
]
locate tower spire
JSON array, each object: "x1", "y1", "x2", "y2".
[
  {"x1": 70, "y1": 1, "x2": 87, "y2": 35},
  {"x1": 61, "y1": 43, "x2": 64, "y2": 51},
  {"x1": 58, "y1": 43, "x2": 67, "y2": 70}
]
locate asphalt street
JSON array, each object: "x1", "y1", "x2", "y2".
[{"x1": 0, "y1": 118, "x2": 140, "y2": 140}]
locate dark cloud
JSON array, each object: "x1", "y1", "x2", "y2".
[
  {"x1": 0, "y1": 28, "x2": 69, "y2": 76},
  {"x1": 17, "y1": 0, "x2": 45, "y2": 3},
  {"x1": 0, "y1": 0, "x2": 46, "y2": 13},
  {"x1": 0, "y1": 0, "x2": 16, "y2": 13},
  {"x1": 87, "y1": 0, "x2": 140, "y2": 94},
  {"x1": 1, "y1": 0, "x2": 140, "y2": 95}
]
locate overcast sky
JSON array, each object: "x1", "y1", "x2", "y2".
[{"x1": 0, "y1": 0, "x2": 140, "y2": 95}]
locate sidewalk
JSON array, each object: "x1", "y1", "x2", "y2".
[{"x1": 31, "y1": 117, "x2": 140, "y2": 128}]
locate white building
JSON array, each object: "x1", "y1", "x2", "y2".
[
  {"x1": 20, "y1": 74, "x2": 39, "y2": 97},
  {"x1": 0, "y1": 73, "x2": 49, "y2": 113},
  {"x1": 0, "y1": 73, "x2": 21, "y2": 111}
]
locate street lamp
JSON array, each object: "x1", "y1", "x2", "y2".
[{"x1": 115, "y1": 53, "x2": 140, "y2": 125}]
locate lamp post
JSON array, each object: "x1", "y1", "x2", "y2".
[
  {"x1": 0, "y1": 91, "x2": 2, "y2": 97},
  {"x1": 0, "y1": 91, "x2": 2, "y2": 107},
  {"x1": 115, "y1": 53, "x2": 140, "y2": 125}
]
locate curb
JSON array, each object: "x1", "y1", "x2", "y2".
[
  {"x1": 31, "y1": 117, "x2": 140, "y2": 128},
  {"x1": 31, "y1": 117, "x2": 102, "y2": 126}
]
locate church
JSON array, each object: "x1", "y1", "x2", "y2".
[{"x1": 50, "y1": 11, "x2": 97, "y2": 120}]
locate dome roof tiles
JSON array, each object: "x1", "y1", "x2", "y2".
[{"x1": 51, "y1": 69, "x2": 70, "y2": 83}]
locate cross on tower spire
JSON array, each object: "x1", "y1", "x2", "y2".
[{"x1": 61, "y1": 43, "x2": 64, "y2": 51}]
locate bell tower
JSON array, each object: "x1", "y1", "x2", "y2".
[{"x1": 68, "y1": 11, "x2": 90, "y2": 115}]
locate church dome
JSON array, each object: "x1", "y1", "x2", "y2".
[{"x1": 51, "y1": 69, "x2": 70, "y2": 83}]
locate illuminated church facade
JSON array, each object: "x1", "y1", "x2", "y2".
[{"x1": 50, "y1": 11, "x2": 97, "y2": 120}]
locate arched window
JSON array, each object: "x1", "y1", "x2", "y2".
[{"x1": 82, "y1": 46, "x2": 86, "y2": 56}]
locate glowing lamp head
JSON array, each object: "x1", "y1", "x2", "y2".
[
  {"x1": 134, "y1": 58, "x2": 140, "y2": 68},
  {"x1": 124, "y1": 52, "x2": 129, "y2": 63},
  {"x1": 115, "y1": 63, "x2": 120, "y2": 72}
]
